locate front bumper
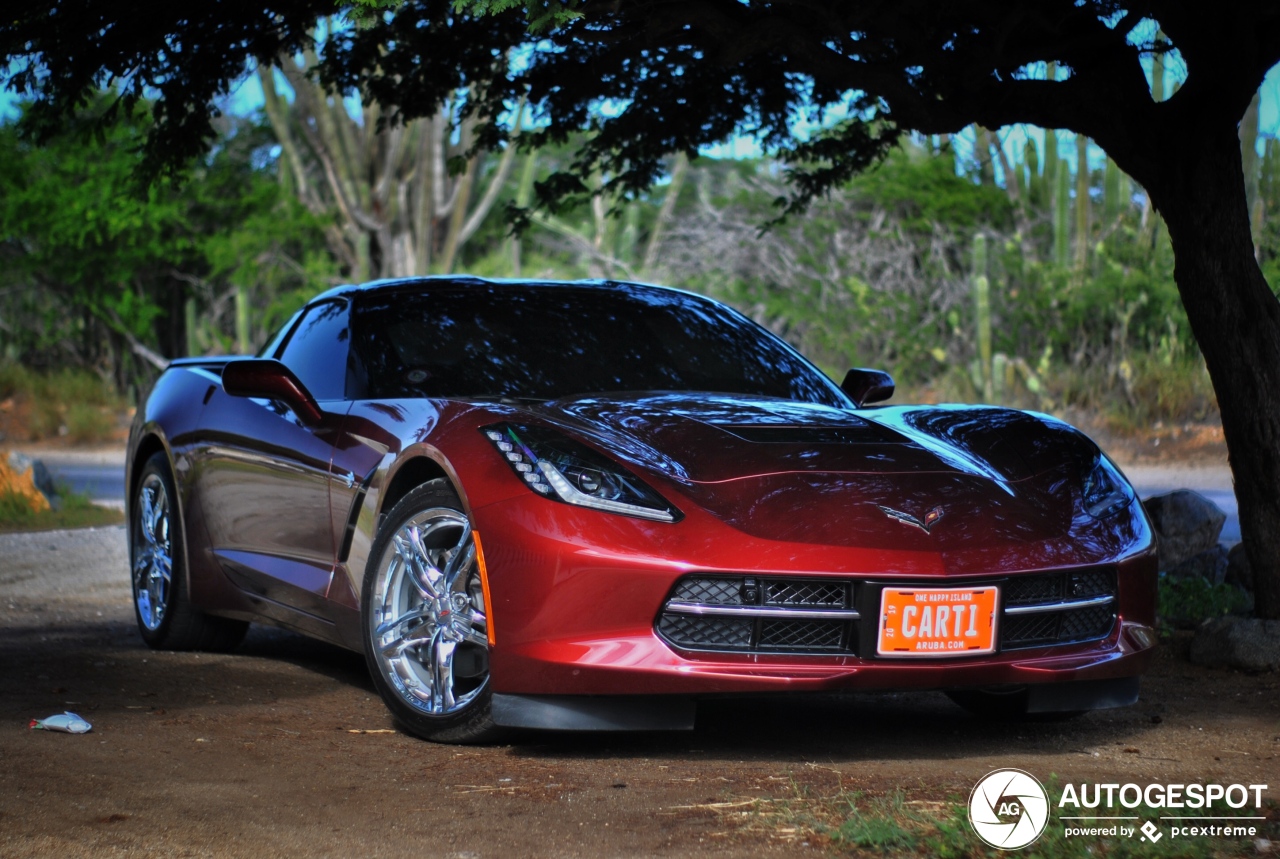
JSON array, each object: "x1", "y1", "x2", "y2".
[
  {"x1": 488, "y1": 675, "x2": 1142, "y2": 731},
  {"x1": 472, "y1": 493, "x2": 1157, "y2": 698}
]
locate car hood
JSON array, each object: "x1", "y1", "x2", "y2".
[
  {"x1": 528, "y1": 393, "x2": 1111, "y2": 551},
  {"x1": 535, "y1": 393, "x2": 1093, "y2": 483}
]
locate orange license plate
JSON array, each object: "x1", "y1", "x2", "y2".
[{"x1": 876, "y1": 586, "x2": 999, "y2": 657}]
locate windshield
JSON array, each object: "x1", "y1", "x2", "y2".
[{"x1": 350, "y1": 281, "x2": 848, "y2": 407}]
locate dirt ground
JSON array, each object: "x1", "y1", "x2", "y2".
[{"x1": 0, "y1": 525, "x2": 1276, "y2": 858}]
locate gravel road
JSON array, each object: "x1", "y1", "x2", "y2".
[{"x1": 1, "y1": 524, "x2": 1276, "y2": 858}]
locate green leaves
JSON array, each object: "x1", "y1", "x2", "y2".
[
  {"x1": 450, "y1": 0, "x2": 582, "y2": 33},
  {"x1": 348, "y1": 0, "x2": 407, "y2": 28},
  {"x1": 0, "y1": 95, "x2": 336, "y2": 381}
]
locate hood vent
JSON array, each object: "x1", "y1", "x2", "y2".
[{"x1": 717, "y1": 424, "x2": 901, "y2": 445}]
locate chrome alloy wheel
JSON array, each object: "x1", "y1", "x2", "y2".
[
  {"x1": 132, "y1": 472, "x2": 173, "y2": 631},
  {"x1": 371, "y1": 508, "x2": 489, "y2": 716}
]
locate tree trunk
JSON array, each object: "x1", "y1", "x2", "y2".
[
  {"x1": 1151, "y1": 124, "x2": 1280, "y2": 620},
  {"x1": 438, "y1": 156, "x2": 477, "y2": 274},
  {"x1": 640, "y1": 152, "x2": 690, "y2": 279},
  {"x1": 1241, "y1": 91, "x2": 1262, "y2": 263},
  {"x1": 509, "y1": 149, "x2": 540, "y2": 276}
]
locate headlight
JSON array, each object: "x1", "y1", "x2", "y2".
[
  {"x1": 482, "y1": 423, "x2": 681, "y2": 523},
  {"x1": 1081, "y1": 454, "x2": 1133, "y2": 518}
]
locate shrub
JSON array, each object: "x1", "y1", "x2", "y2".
[{"x1": 1158, "y1": 574, "x2": 1252, "y2": 630}]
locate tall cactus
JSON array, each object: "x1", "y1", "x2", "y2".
[
  {"x1": 1044, "y1": 130, "x2": 1059, "y2": 217},
  {"x1": 977, "y1": 127, "x2": 996, "y2": 185},
  {"x1": 1075, "y1": 135, "x2": 1090, "y2": 272},
  {"x1": 972, "y1": 234, "x2": 994, "y2": 402},
  {"x1": 1103, "y1": 156, "x2": 1123, "y2": 223},
  {"x1": 1043, "y1": 63, "x2": 1059, "y2": 215},
  {"x1": 235, "y1": 283, "x2": 251, "y2": 355},
  {"x1": 1054, "y1": 158, "x2": 1070, "y2": 268},
  {"x1": 1024, "y1": 139, "x2": 1041, "y2": 208}
]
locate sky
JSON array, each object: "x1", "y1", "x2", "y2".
[
  {"x1": 5, "y1": 40, "x2": 1280, "y2": 183},
  {"x1": 696, "y1": 60, "x2": 1280, "y2": 168}
]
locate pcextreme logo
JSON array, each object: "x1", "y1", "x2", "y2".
[
  {"x1": 967, "y1": 771, "x2": 1270, "y2": 850},
  {"x1": 969, "y1": 769, "x2": 1051, "y2": 850}
]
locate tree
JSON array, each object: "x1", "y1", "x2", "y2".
[
  {"x1": 259, "y1": 43, "x2": 518, "y2": 280},
  {"x1": 0, "y1": 100, "x2": 183, "y2": 381},
  {"x1": 4, "y1": 1, "x2": 1280, "y2": 617},
  {"x1": 0, "y1": 97, "x2": 336, "y2": 382}
]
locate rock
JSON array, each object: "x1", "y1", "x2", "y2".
[
  {"x1": 1226, "y1": 543, "x2": 1254, "y2": 592},
  {"x1": 1143, "y1": 490, "x2": 1226, "y2": 571},
  {"x1": 6, "y1": 452, "x2": 56, "y2": 501},
  {"x1": 34, "y1": 462, "x2": 55, "y2": 500},
  {"x1": 1166, "y1": 544, "x2": 1229, "y2": 585},
  {"x1": 1189, "y1": 616, "x2": 1280, "y2": 672},
  {"x1": 0, "y1": 450, "x2": 52, "y2": 513}
]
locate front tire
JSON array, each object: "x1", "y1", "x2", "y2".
[
  {"x1": 362, "y1": 480, "x2": 502, "y2": 743},
  {"x1": 130, "y1": 452, "x2": 247, "y2": 651}
]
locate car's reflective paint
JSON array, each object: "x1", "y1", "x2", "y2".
[{"x1": 126, "y1": 276, "x2": 1158, "y2": 730}]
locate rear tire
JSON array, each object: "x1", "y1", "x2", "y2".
[
  {"x1": 362, "y1": 480, "x2": 504, "y2": 744},
  {"x1": 130, "y1": 452, "x2": 247, "y2": 652}
]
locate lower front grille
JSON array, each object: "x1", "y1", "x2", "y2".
[
  {"x1": 1003, "y1": 568, "x2": 1115, "y2": 606},
  {"x1": 1002, "y1": 604, "x2": 1116, "y2": 648},
  {"x1": 656, "y1": 576, "x2": 859, "y2": 654},
  {"x1": 766, "y1": 580, "x2": 845, "y2": 607},
  {"x1": 759, "y1": 618, "x2": 845, "y2": 650},
  {"x1": 1000, "y1": 568, "x2": 1117, "y2": 650},
  {"x1": 656, "y1": 568, "x2": 1118, "y2": 656},
  {"x1": 669, "y1": 577, "x2": 743, "y2": 606},
  {"x1": 656, "y1": 613, "x2": 753, "y2": 649}
]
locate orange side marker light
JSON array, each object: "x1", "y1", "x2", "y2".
[{"x1": 473, "y1": 530, "x2": 496, "y2": 646}]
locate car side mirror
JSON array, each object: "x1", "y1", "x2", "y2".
[
  {"x1": 221, "y1": 359, "x2": 324, "y2": 426},
  {"x1": 841, "y1": 368, "x2": 895, "y2": 408}
]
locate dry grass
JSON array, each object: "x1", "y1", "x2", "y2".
[{"x1": 0, "y1": 363, "x2": 126, "y2": 445}]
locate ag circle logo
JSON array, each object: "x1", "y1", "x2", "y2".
[{"x1": 968, "y1": 768, "x2": 1050, "y2": 850}]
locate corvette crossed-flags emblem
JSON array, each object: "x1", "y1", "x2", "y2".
[{"x1": 877, "y1": 504, "x2": 946, "y2": 534}]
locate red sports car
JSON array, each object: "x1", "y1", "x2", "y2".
[{"x1": 127, "y1": 277, "x2": 1157, "y2": 742}]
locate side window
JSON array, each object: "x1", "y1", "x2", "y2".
[{"x1": 277, "y1": 300, "x2": 351, "y2": 401}]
